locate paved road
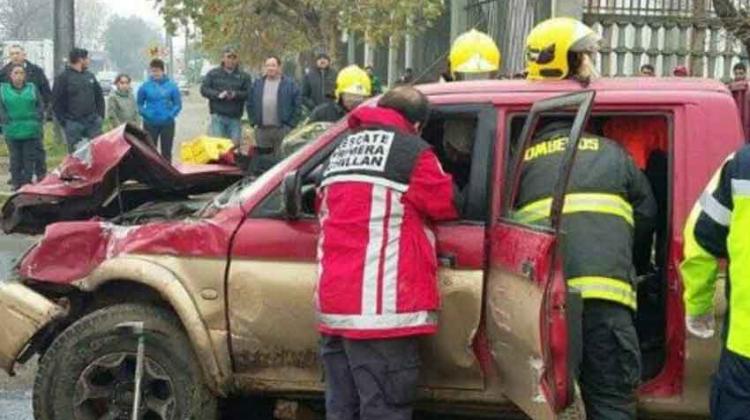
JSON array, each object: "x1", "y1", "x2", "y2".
[{"x1": 173, "y1": 88, "x2": 210, "y2": 161}]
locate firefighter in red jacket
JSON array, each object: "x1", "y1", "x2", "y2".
[{"x1": 316, "y1": 86, "x2": 461, "y2": 419}]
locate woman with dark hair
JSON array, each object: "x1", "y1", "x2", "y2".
[
  {"x1": 137, "y1": 59, "x2": 182, "y2": 162},
  {"x1": 0, "y1": 63, "x2": 45, "y2": 190},
  {"x1": 107, "y1": 73, "x2": 141, "y2": 127}
]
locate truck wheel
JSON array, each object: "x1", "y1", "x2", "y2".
[{"x1": 33, "y1": 303, "x2": 218, "y2": 420}]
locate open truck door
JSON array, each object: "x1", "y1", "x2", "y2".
[{"x1": 486, "y1": 91, "x2": 595, "y2": 419}]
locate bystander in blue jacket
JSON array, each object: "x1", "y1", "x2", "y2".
[{"x1": 137, "y1": 59, "x2": 182, "y2": 162}]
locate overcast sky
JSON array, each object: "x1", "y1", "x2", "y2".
[
  {"x1": 101, "y1": 0, "x2": 163, "y2": 27},
  {"x1": 99, "y1": 0, "x2": 187, "y2": 51}
]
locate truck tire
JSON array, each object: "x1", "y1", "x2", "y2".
[{"x1": 33, "y1": 303, "x2": 218, "y2": 420}]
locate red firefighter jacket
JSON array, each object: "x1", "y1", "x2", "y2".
[{"x1": 316, "y1": 106, "x2": 460, "y2": 339}]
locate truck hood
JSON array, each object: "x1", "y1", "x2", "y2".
[
  {"x1": 18, "y1": 217, "x2": 233, "y2": 285},
  {"x1": 2, "y1": 124, "x2": 242, "y2": 235}
]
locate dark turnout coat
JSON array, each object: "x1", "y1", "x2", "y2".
[{"x1": 515, "y1": 123, "x2": 657, "y2": 310}]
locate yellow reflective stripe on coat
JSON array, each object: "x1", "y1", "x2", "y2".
[
  {"x1": 680, "y1": 157, "x2": 729, "y2": 317},
  {"x1": 515, "y1": 193, "x2": 634, "y2": 225},
  {"x1": 680, "y1": 202, "x2": 721, "y2": 316},
  {"x1": 727, "y1": 189, "x2": 750, "y2": 358},
  {"x1": 568, "y1": 276, "x2": 637, "y2": 310}
]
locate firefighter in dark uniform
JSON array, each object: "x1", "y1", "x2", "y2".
[
  {"x1": 521, "y1": 18, "x2": 658, "y2": 419},
  {"x1": 308, "y1": 65, "x2": 371, "y2": 123},
  {"x1": 681, "y1": 145, "x2": 750, "y2": 420}
]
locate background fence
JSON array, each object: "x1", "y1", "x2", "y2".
[
  {"x1": 584, "y1": 0, "x2": 750, "y2": 78},
  {"x1": 357, "y1": 0, "x2": 750, "y2": 83}
]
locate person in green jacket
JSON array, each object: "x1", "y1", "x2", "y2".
[
  {"x1": 0, "y1": 64, "x2": 45, "y2": 190},
  {"x1": 107, "y1": 74, "x2": 141, "y2": 127}
]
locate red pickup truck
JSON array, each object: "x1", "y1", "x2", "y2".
[{"x1": 0, "y1": 78, "x2": 742, "y2": 419}]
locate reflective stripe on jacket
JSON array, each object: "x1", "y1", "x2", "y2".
[
  {"x1": 681, "y1": 144, "x2": 750, "y2": 358},
  {"x1": 516, "y1": 124, "x2": 657, "y2": 310},
  {"x1": 316, "y1": 106, "x2": 460, "y2": 339}
]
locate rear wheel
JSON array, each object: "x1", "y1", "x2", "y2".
[{"x1": 33, "y1": 303, "x2": 217, "y2": 420}]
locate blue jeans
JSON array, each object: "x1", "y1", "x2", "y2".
[
  {"x1": 209, "y1": 114, "x2": 242, "y2": 145},
  {"x1": 63, "y1": 114, "x2": 102, "y2": 153}
]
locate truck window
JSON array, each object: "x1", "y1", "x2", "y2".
[
  {"x1": 252, "y1": 106, "x2": 496, "y2": 221},
  {"x1": 506, "y1": 112, "x2": 672, "y2": 382},
  {"x1": 419, "y1": 106, "x2": 496, "y2": 221}
]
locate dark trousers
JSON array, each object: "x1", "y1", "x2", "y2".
[
  {"x1": 64, "y1": 114, "x2": 102, "y2": 153},
  {"x1": 6, "y1": 138, "x2": 44, "y2": 189},
  {"x1": 711, "y1": 348, "x2": 750, "y2": 420},
  {"x1": 144, "y1": 121, "x2": 176, "y2": 162},
  {"x1": 579, "y1": 300, "x2": 641, "y2": 420},
  {"x1": 31, "y1": 137, "x2": 46, "y2": 180},
  {"x1": 321, "y1": 335, "x2": 420, "y2": 420},
  {"x1": 254, "y1": 126, "x2": 290, "y2": 157}
]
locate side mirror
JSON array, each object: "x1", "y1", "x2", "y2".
[{"x1": 282, "y1": 171, "x2": 301, "y2": 220}]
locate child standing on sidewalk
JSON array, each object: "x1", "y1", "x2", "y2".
[
  {"x1": 107, "y1": 74, "x2": 141, "y2": 127},
  {"x1": 0, "y1": 64, "x2": 45, "y2": 190}
]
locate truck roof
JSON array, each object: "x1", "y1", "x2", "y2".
[{"x1": 419, "y1": 77, "x2": 730, "y2": 102}]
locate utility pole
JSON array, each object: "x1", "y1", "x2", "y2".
[
  {"x1": 450, "y1": 0, "x2": 468, "y2": 42},
  {"x1": 347, "y1": 32, "x2": 357, "y2": 66},
  {"x1": 166, "y1": 28, "x2": 174, "y2": 78},
  {"x1": 53, "y1": 0, "x2": 75, "y2": 76},
  {"x1": 387, "y1": 36, "x2": 398, "y2": 87},
  {"x1": 184, "y1": 24, "x2": 190, "y2": 78}
]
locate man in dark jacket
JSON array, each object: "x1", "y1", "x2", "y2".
[
  {"x1": 309, "y1": 65, "x2": 371, "y2": 123},
  {"x1": 52, "y1": 48, "x2": 104, "y2": 153},
  {"x1": 516, "y1": 121, "x2": 657, "y2": 420},
  {"x1": 200, "y1": 46, "x2": 252, "y2": 145},
  {"x1": 302, "y1": 53, "x2": 336, "y2": 111},
  {"x1": 1, "y1": 45, "x2": 52, "y2": 108},
  {"x1": 246, "y1": 55, "x2": 301, "y2": 158}
]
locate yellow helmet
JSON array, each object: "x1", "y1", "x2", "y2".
[
  {"x1": 335, "y1": 65, "x2": 372, "y2": 99},
  {"x1": 449, "y1": 29, "x2": 501, "y2": 74},
  {"x1": 525, "y1": 17, "x2": 600, "y2": 80}
]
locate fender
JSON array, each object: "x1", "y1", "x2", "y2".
[{"x1": 74, "y1": 256, "x2": 232, "y2": 396}]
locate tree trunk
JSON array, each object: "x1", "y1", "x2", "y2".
[
  {"x1": 691, "y1": 0, "x2": 707, "y2": 77},
  {"x1": 54, "y1": 0, "x2": 75, "y2": 76},
  {"x1": 713, "y1": 0, "x2": 750, "y2": 55}
]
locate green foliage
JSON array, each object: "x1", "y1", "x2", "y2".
[
  {"x1": 154, "y1": 0, "x2": 444, "y2": 65},
  {"x1": 104, "y1": 16, "x2": 164, "y2": 80}
]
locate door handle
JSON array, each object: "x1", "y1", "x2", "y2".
[{"x1": 438, "y1": 253, "x2": 457, "y2": 268}]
